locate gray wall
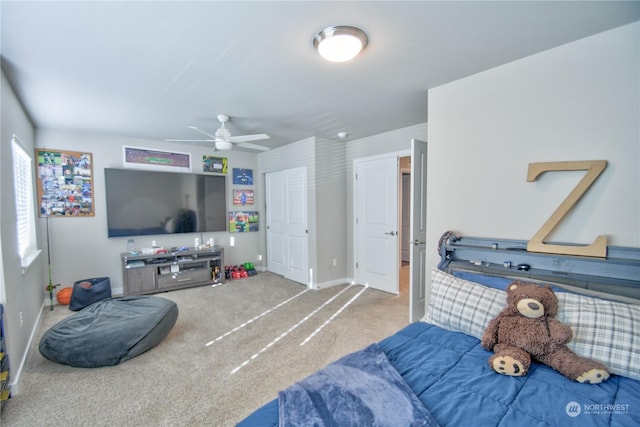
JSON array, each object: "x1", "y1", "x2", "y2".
[
  {"x1": 426, "y1": 22, "x2": 640, "y2": 283},
  {"x1": 34, "y1": 129, "x2": 261, "y2": 296},
  {"x1": 258, "y1": 136, "x2": 351, "y2": 287},
  {"x1": 1, "y1": 70, "x2": 44, "y2": 393}
]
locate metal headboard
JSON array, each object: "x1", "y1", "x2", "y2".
[{"x1": 437, "y1": 231, "x2": 640, "y2": 300}]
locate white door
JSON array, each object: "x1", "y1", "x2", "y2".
[
  {"x1": 410, "y1": 139, "x2": 428, "y2": 321},
  {"x1": 266, "y1": 172, "x2": 287, "y2": 277},
  {"x1": 266, "y1": 167, "x2": 309, "y2": 285},
  {"x1": 284, "y1": 167, "x2": 309, "y2": 284},
  {"x1": 355, "y1": 156, "x2": 399, "y2": 293}
]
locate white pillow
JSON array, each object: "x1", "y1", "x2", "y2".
[{"x1": 424, "y1": 268, "x2": 640, "y2": 381}]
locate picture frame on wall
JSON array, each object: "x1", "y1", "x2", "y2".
[
  {"x1": 35, "y1": 148, "x2": 94, "y2": 217},
  {"x1": 123, "y1": 146, "x2": 191, "y2": 172},
  {"x1": 229, "y1": 211, "x2": 259, "y2": 232},
  {"x1": 233, "y1": 189, "x2": 254, "y2": 206},
  {"x1": 232, "y1": 168, "x2": 253, "y2": 185},
  {"x1": 203, "y1": 155, "x2": 228, "y2": 174}
]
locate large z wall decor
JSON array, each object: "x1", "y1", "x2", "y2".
[{"x1": 36, "y1": 148, "x2": 94, "y2": 217}]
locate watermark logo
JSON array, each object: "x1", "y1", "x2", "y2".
[
  {"x1": 565, "y1": 401, "x2": 631, "y2": 417},
  {"x1": 565, "y1": 401, "x2": 581, "y2": 417}
]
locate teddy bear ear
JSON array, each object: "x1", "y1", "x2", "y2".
[{"x1": 509, "y1": 283, "x2": 519, "y2": 291}]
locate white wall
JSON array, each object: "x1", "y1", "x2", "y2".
[
  {"x1": 426, "y1": 22, "x2": 640, "y2": 278},
  {"x1": 35, "y1": 130, "x2": 260, "y2": 295}
]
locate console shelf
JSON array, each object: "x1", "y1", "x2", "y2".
[{"x1": 121, "y1": 247, "x2": 224, "y2": 296}]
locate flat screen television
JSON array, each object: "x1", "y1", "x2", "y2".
[{"x1": 104, "y1": 168, "x2": 227, "y2": 238}]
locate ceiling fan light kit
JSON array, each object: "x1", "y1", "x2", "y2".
[
  {"x1": 215, "y1": 140, "x2": 233, "y2": 151},
  {"x1": 313, "y1": 25, "x2": 368, "y2": 62}
]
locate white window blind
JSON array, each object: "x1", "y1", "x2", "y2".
[{"x1": 12, "y1": 136, "x2": 39, "y2": 268}]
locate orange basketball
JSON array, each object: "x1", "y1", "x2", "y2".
[{"x1": 56, "y1": 287, "x2": 73, "y2": 305}]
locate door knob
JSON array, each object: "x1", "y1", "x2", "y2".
[
  {"x1": 384, "y1": 231, "x2": 397, "y2": 236},
  {"x1": 409, "y1": 239, "x2": 425, "y2": 246}
]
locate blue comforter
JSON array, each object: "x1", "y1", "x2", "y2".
[{"x1": 237, "y1": 322, "x2": 640, "y2": 426}]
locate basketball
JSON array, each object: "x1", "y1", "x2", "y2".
[{"x1": 56, "y1": 287, "x2": 73, "y2": 305}]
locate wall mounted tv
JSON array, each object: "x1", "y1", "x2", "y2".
[{"x1": 104, "y1": 168, "x2": 227, "y2": 238}]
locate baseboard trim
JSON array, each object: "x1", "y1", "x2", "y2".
[
  {"x1": 9, "y1": 298, "x2": 47, "y2": 396},
  {"x1": 314, "y1": 277, "x2": 354, "y2": 290}
]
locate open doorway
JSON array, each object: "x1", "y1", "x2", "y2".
[{"x1": 400, "y1": 155, "x2": 411, "y2": 296}]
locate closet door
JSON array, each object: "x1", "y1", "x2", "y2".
[
  {"x1": 266, "y1": 167, "x2": 309, "y2": 285},
  {"x1": 266, "y1": 172, "x2": 287, "y2": 277}
]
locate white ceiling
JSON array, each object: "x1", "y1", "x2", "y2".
[{"x1": 2, "y1": 1, "x2": 639, "y2": 151}]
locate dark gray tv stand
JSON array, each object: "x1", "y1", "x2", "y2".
[{"x1": 121, "y1": 247, "x2": 224, "y2": 296}]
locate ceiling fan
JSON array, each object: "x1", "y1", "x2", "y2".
[{"x1": 166, "y1": 114, "x2": 270, "y2": 151}]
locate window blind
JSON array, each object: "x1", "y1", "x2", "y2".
[{"x1": 12, "y1": 137, "x2": 38, "y2": 267}]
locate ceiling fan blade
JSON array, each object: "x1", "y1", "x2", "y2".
[
  {"x1": 188, "y1": 125, "x2": 217, "y2": 140},
  {"x1": 236, "y1": 142, "x2": 271, "y2": 151},
  {"x1": 165, "y1": 138, "x2": 214, "y2": 142},
  {"x1": 229, "y1": 133, "x2": 270, "y2": 143}
]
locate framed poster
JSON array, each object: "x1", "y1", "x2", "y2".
[
  {"x1": 232, "y1": 168, "x2": 253, "y2": 185},
  {"x1": 229, "y1": 211, "x2": 259, "y2": 232},
  {"x1": 36, "y1": 149, "x2": 94, "y2": 217},
  {"x1": 203, "y1": 155, "x2": 228, "y2": 174},
  {"x1": 123, "y1": 146, "x2": 191, "y2": 171},
  {"x1": 233, "y1": 189, "x2": 254, "y2": 205}
]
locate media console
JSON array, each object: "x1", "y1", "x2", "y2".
[{"x1": 121, "y1": 247, "x2": 224, "y2": 296}]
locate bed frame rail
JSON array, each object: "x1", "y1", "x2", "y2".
[{"x1": 438, "y1": 231, "x2": 640, "y2": 300}]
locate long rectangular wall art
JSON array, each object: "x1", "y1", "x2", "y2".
[{"x1": 123, "y1": 146, "x2": 191, "y2": 172}]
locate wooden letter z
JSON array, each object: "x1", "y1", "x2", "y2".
[{"x1": 527, "y1": 160, "x2": 607, "y2": 258}]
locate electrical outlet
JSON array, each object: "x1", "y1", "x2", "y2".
[
  {"x1": 229, "y1": 236, "x2": 235, "y2": 247},
  {"x1": 257, "y1": 254, "x2": 263, "y2": 261},
  {"x1": 332, "y1": 258, "x2": 337, "y2": 267},
  {"x1": 19, "y1": 311, "x2": 24, "y2": 327}
]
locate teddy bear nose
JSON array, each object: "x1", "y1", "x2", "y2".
[{"x1": 516, "y1": 298, "x2": 545, "y2": 318}]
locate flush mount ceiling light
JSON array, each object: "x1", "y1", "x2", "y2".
[{"x1": 313, "y1": 26, "x2": 368, "y2": 62}]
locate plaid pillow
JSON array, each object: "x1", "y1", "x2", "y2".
[
  {"x1": 557, "y1": 293, "x2": 640, "y2": 380},
  {"x1": 425, "y1": 268, "x2": 640, "y2": 381},
  {"x1": 424, "y1": 268, "x2": 505, "y2": 340}
]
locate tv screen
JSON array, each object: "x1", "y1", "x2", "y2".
[{"x1": 104, "y1": 168, "x2": 227, "y2": 238}]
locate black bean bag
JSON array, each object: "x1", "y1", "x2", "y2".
[{"x1": 39, "y1": 296, "x2": 178, "y2": 368}]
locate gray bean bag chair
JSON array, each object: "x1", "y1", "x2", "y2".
[{"x1": 39, "y1": 296, "x2": 178, "y2": 368}]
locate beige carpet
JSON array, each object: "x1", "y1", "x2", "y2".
[{"x1": 1, "y1": 270, "x2": 410, "y2": 426}]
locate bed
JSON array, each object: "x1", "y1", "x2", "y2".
[{"x1": 237, "y1": 232, "x2": 640, "y2": 427}]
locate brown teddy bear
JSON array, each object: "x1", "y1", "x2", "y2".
[{"x1": 481, "y1": 281, "x2": 609, "y2": 384}]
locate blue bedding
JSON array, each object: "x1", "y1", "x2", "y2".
[
  {"x1": 237, "y1": 322, "x2": 640, "y2": 427},
  {"x1": 279, "y1": 343, "x2": 438, "y2": 427}
]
